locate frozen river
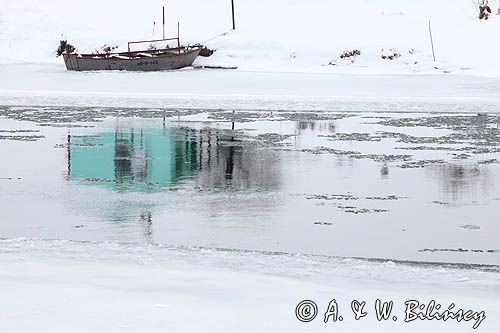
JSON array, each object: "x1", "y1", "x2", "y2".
[
  {"x1": 1, "y1": 105, "x2": 499, "y2": 265},
  {"x1": 2, "y1": 0, "x2": 500, "y2": 327}
]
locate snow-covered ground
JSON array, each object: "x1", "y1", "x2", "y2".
[
  {"x1": 3, "y1": 0, "x2": 500, "y2": 76},
  {"x1": 3, "y1": 63, "x2": 500, "y2": 112},
  {"x1": 1, "y1": 239, "x2": 499, "y2": 333},
  {"x1": 2, "y1": 0, "x2": 500, "y2": 110},
  {"x1": 3, "y1": 1, "x2": 500, "y2": 109}
]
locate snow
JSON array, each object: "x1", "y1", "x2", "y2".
[
  {"x1": 3, "y1": 63, "x2": 500, "y2": 112},
  {"x1": 1, "y1": 239, "x2": 499, "y2": 333},
  {"x1": 1, "y1": 2, "x2": 500, "y2": 332},
  {"x1": 2, "y1": 0, "x2": 500, "y2": 108},
  {"x1": 2, "y1": 0, "x2": 500, "y2": 76}
]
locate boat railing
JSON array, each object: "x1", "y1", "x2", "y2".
[
  {"x1": 75, "y1": 38, "x2": 192, "y2": 59},
  {"x1": 78, "y1": 47, "x2": 186, "y2": 60},
  {"x1": 128, "y1": 37, "x2": 181, "y2": 57}
]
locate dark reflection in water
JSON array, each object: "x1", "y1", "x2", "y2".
[
  {"x1": 114, "y1": 135, "x2": 133, "y2": 183},
  {"x1": 428, "y1": 164, "x2": 492, "y2": 202},
  {"x1": 196, "y1": 128, "x2": 280, "y2": 191},
  {"x1": 296, "y1": 121, "x2": 336, "y2": 134},
  {"x1": 140, "y1": 211, "x2": 153, "y2": 242},
  {"x1": 380, "y1": 162, "x2": 390, "y2": 179},
  {"x1": 68, "y1": 122, "x2": 280, "y2": 192}
]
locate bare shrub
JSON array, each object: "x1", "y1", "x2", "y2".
[
  {"x1": 56, "y1": 40, "x2": 76, "y2": 56},
  {"x1": 327, "y1": 49, "x2": 361, "y2": 66},
  {"x1": 478, "y1": 0, "x2": 492, "y2": 20},
  {"x1": 381, "y1": 48, "x2": 401, "y2": 60},
  {"x1": 340, "y1": 49, "x2": 361, "y2": 59}
]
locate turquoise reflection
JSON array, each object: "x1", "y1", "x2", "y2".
[{"x1": 69, "y1": 127, "x2": 200, "y2": 190}]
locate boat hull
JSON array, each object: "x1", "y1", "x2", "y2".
[{"x1": 63, "y1": 48, "x2": 201, "y2": 71}]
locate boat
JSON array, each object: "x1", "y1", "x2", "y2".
[{"x1": 62, "y1": 37, "x2": 202, "y2": 71}]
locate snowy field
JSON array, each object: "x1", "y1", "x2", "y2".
[{"x1": 1, "y1": 1, "x2": 500, "y2": 332}]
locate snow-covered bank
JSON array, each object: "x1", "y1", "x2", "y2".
[
  {"x1": 3, "y1": 0, "x2": 500, "y2": 107},
  {"x1": 1, "y1": 238, "x2": 499, "y2": 333},
  {"x1": 2, "y1": 0, "x2": 500, "y2": 76}
]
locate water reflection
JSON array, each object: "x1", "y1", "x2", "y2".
[
  {"x1": 196, "y1": 127, "x2": 280, "y2": 191},
  {"x1": 295, "y1": 121, "x2": 336, "y2": 135},
  {"x1": 428, "y1": 163, "x2": 493, "y2": 202},
  {"x1": 68, "y1": 122, "x2": 280, "y2": 191},
  {"x1": 4, "y1": 109, "x2": 500, "y2": 264},
  {"x1": 139, "y1": 211, "x2": 153, "y2": 242},
  {"x1": 69, "y1": 127, "x2": 199, "y2": 189},
  {"x1": 380, "y1": 162, "x2": 390, "y2": 179}
]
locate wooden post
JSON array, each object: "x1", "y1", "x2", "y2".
[
  {"x1": 67, "y1": 132, "x2": 71, "y2": 180},
  {"x1": 162, "y1": 6, "x2": 165, "y2": 39},
  {"x1": 231, "y1": 0, "x2": 235, "y2": 30},
  {"x1": 428, "y1": 20, "x2": 436, "y2": 62}
]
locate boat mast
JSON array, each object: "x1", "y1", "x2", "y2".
[
  {"x1": 177, "y1": 22, "x2": 180, "y2": 54},
  {"x1": 162, "y1": 6, "x2": 165, "y2": 39}
]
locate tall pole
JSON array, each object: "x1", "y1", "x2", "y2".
[
  {"x1": 162, "y1": 6, "x2": 165, "y2": 39},
  {"x1": 177, "y1": 22, "x2": 180, "y2": 54},
  {"x1": 428, "y1": 20, "x2": 436, "y2": 62},
  {"x1": 231, "y1": 0, "x2": 235, "y2": 30}
]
